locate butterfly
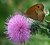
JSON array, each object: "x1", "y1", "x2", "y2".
[{"x1": 25, "y1": 3, "x2": 45, "y2": 22}]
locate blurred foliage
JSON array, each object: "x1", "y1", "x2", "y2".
[
  {"x1": 38, "y1": 0, "x2": 49, "y2": 2},
  {"x1": 29, "y1": 34, "x2": 50, "y2": 45},
  {"x1": 0, "y1": 0, "x2": 50, "y2": 45}
]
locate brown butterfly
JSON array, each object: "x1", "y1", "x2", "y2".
[{"x1": 25, "y1": 3, "x2": 45, "y2": 22}]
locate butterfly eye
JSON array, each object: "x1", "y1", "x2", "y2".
[{"x1": 37, "y1": 6, "x2": 40, "y2": 8}]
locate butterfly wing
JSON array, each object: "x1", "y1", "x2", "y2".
[{"x1": 25, "y1": 3, "x2": 45, "y2": 22}]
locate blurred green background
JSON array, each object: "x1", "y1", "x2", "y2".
[{"x1": 0, "y1": 0, "x2": 50, "y2": 45}]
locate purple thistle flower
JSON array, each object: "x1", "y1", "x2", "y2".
[{"x1": 5, "y1": 12, "x2": 32, "y2": 44}]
